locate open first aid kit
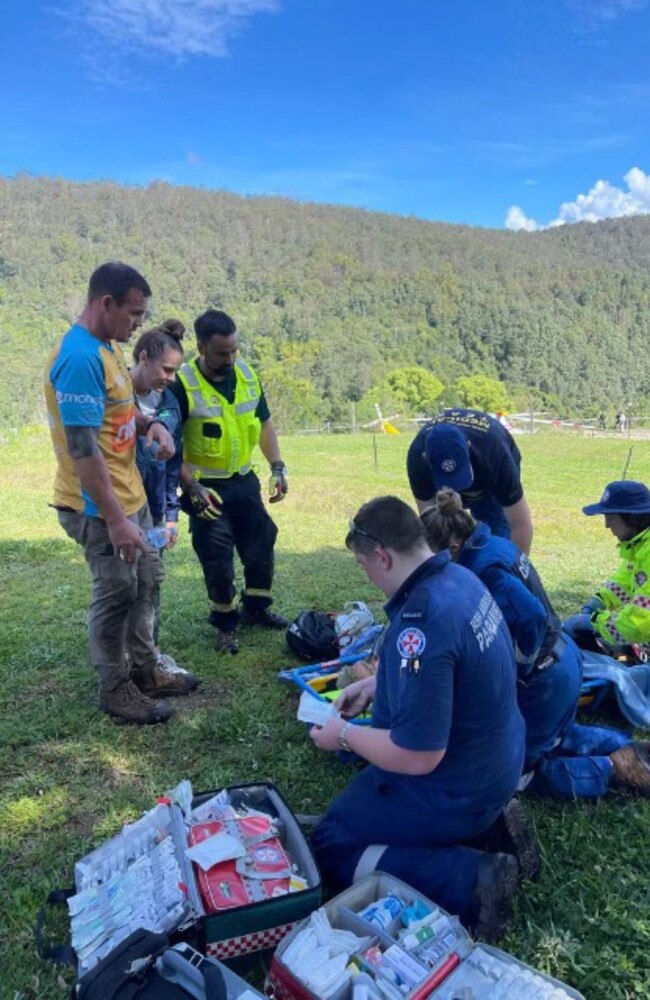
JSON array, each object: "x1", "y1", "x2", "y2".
[
  {"x1": 37, "y1": 781, "x2": 321, "y2": 979},
  {"x1": 266, "y1": 873, "x2": 585, "y2": 1000}
]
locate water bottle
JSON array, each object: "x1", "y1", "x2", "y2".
[{"x1": 145, "y1": 526, "x2": 167, "y2": 549}]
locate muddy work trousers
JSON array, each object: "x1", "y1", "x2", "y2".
[
  {"x1": 58, "y1": 505, "x2": 163, "y2": 692},
  {"x1": 190, "y1": 472, "x2": 278, "y2": 631}
]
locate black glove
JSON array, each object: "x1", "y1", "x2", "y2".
[
  {"x1": 268, "y1": 461, "x2": 288, "y2": 503},
  {"x1": 181, "y1": 481, "x2": 223, "y2": 520}
]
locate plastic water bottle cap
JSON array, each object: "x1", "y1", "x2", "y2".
[{"x1": 146, "y1": 527, "x2": 167, "y2": 549}]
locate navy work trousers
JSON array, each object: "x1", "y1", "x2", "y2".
[
  {"x1": 521, "y1": 636, "x2": 630, "y2": 798},
  {"x1": 311, "y1": 765, "x2": 509, "y2": 927},
  {"x1": 190, "y1": 471, "x2": 278, "y2": 631}
]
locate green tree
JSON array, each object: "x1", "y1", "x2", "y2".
[
  {"x1": 260, "y1": 362, "x2": 323, "y2": 433},
  {"x1": 454, "y1": 374, "x2": 509, "y2": 412},
  {"x1": 384, "y1": 366, "x2": 445, "y2": 416}
]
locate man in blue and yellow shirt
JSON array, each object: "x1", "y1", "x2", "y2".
[
  {"x1": 45, "y1": 262, "x2": 195, "y2": 725},
  {"x1": 171, "y1": 309, "x2": 288, "y2": 653}
]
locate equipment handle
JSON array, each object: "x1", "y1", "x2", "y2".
[
  {"x1": 34, "y1": 887, "x2": 77, "y2": 967},
  {"x1": 203, "y1": 965, "x2": 227, "y2": 1000}
]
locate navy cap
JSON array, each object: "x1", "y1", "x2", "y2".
[
  {"x1": 424, "y1": 424, "x2": 474, "y2": 492},
  {"x1": 583, "y1": 480, "x2": 650, "y2": 516}
]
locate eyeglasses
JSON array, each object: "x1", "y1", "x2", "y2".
[{"x1": 347, "y1": 518, "x2": 384, "y2": 549}]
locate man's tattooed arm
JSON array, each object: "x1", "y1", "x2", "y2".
[{"x1": 64, "y1": 425, "x2": 99, "y2": 460}]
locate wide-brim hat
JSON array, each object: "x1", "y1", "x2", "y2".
[
  {"x1": 424, "y1": 424, "x2": 474, "y2": 493},
  {"x1": 583, "y1": 480, "x2": 650, "y2": 516}
]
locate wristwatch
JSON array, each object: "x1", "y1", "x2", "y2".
[{"x1": 339, "y1": 721, "x2": 353, "y2": 752}]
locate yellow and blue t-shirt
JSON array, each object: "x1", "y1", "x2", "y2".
[{"x1": 44, "y1": 324, "x2": 145, "y2": 517}]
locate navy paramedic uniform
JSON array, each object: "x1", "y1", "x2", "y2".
[
  {"x1": 135, "y1": 386, "x2": 183, "y2": 528},
  {"x1": 311, "y1": 551, "x2": 525, "y2": 926},
  {"x1": 135, "y1": 386, "x2": 183, "y2": 644},
  {"x1": 459, "y1": 522, "x2": 629, "y2": 798},
  {"x1": 407, "y1": 409, "x2": 523, "y2": 538}
]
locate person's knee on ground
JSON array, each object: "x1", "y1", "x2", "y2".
[{"x1": 311, "y1": 818, "x2": 520, "y2": 943}]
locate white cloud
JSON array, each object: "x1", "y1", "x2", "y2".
[
  {"x1": 67, "y1": 0, "x2": 278, "y2": 59},
  {"x1": 505, "y1": 206, "x2": 540, "y2": 232},
  {"x1": 186, "y1": 151, "x2": 203, "y2": 166},
  {"x1": 567, "y1": 0, "x2": 647, "y2": 28},
  {"x1": 505, "y1": 167, "x2": 650, "y2": 230}
]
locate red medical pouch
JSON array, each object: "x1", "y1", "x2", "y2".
[{"x1": 189, "y1": 816, "x2": 293, "y2": 913}]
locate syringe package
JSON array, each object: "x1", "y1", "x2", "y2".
[
  {"x1": 37, "y1": 781, "x2": 321, "y2": 979},
  {"x1": 267, "y1": 872, "x2": 585, "y2": 1000}
]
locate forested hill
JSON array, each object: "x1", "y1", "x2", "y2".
[{"x1": 1, "y1": 173, "x2": 649, "y2": 431}]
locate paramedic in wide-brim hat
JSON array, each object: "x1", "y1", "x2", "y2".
[
  {"x1": 406, "y1": 408, "x2": 533, "y2": 554},
  {"x1": 563, "y1": 480, "x2": 650, "y2": 657}
]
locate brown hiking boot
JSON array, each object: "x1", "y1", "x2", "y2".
[
  {"x1": 610, "y1": 742, "x2": 650, "y2": 795},
  {"x1": 132, "y1": 657, "x2": 199, "y2": 697},
  {"x1": 99, "y1": 680, "x2": 173, "y2": 724}
]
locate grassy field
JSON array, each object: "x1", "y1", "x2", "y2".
[{"x1": 1, "y1": 427, "x2": 649, "y2": 999}]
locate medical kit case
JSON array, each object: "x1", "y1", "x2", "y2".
[
  {"x1": 191, "y1": 784, "x2": 321, "y2": 964},
  {"x1": 37, "y1": 781, "x2": 321, "y2": 979},
  {"x1": 266, "y1": 872, "x2": 585, "y2": 1000}
]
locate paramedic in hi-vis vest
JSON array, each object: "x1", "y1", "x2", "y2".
[{"x1": 171, "y1": 310, "x2": 288, "y2": 654}]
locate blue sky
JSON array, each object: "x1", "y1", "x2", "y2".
[{"x1": 2, "y1": 0, "x2": 650, "y2": 229}]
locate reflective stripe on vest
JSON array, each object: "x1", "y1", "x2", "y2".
[{"x1": 178, "y1": 363, "x2": 224, "y2": 418}]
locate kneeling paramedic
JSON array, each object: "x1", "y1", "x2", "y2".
[
  {"x1": 171, "y1": 310, "x2": 288, "y2": 653},
  {"x1": 423, "y1": 489, "x2": 650, "y2": 798},
  {"x1": 310, "y1": 496, "x2": 526, "y2": 942}
]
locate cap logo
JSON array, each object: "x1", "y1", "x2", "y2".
[
  {"x1": 600, "y1": 489, "x2": 610, "y2": 503},
  {"x1": 441, "y1": 459, "x2": 457, "y2": 473}
]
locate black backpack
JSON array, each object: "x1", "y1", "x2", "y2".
[
  {"x1": 73, "y1": 930, "x2": 226, "y2": 1000},
  {"x1": 286, "y1": 610, "x2": 339, "y2": 661}
]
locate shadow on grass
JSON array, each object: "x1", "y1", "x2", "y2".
[
  {"x1": 1, "y1": 537, "x2": 380, "y2": 996},
  {"x1": 546, "y1": 577, "x2": 598, "y2": 617},
  {"x1": 2, "y1": 538, "x2": 649, "y2": 1000}
]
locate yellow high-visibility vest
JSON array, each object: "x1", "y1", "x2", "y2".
[{"x1": 177, "y1": 358, "x2": 262, "y2": 478}]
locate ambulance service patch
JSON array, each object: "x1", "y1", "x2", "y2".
[{"x1": 397, "y1": 628, "x2": 426, "y2": 657}]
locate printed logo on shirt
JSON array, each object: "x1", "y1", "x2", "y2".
[
  {"x1": 436, "y1": 411, "x2": 491, "y2": 434},
  {"x1": 55, "y1": 390, "x2": 103, "y2": 407},
  {"x1": 636, "y1": 571, "x2": 648, "y2": 587},
  {"x1": 441, "y1": 459, "x2": 457, "y2": 473},
  {"x1": 518, "y1": 553, "x2": 530, "y2": 580},
  {"x1": 111, "y1": 408, "x2": 137, "y2": 453},
  {"x1": 397, "y1": 628, "x2": 426, "y2": 658},
  {"x1": 469, "y1": 591, "x2": 504, "y2": 653}
]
